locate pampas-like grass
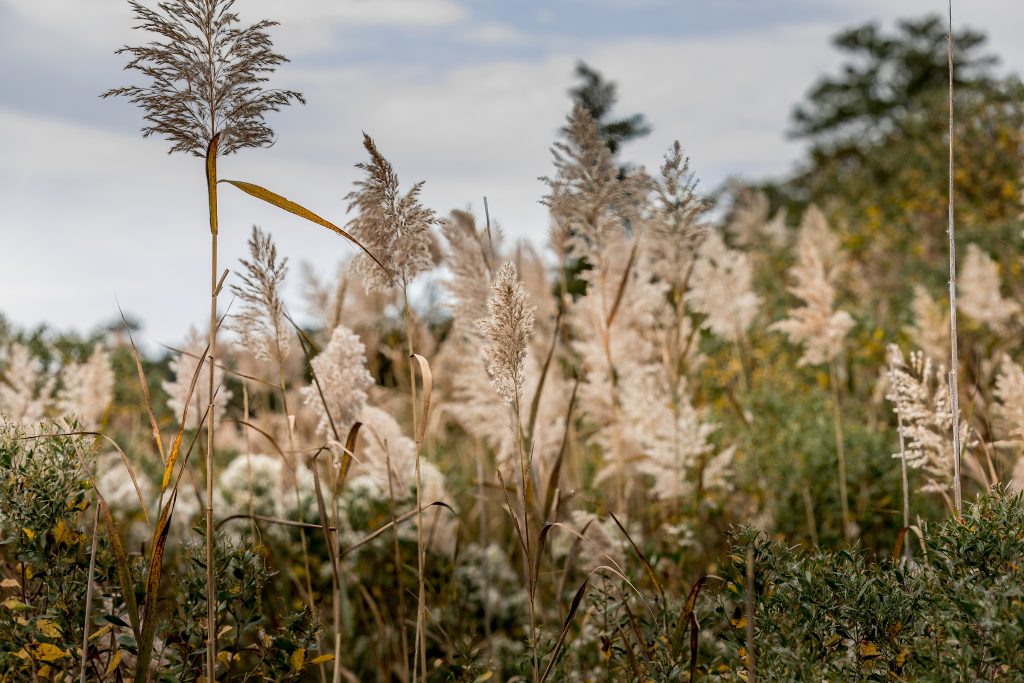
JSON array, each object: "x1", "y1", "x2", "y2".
[
  {"x1": 907, "y1": 285, "x2": 950, "y2": 364},
  {"x1": 772, "y1": 212, "x2": 855, "y2": 537},
  {"x1": 105, "y1": 3, "x2": 305, "y2": 675},
  {"x1": 689, "y1": 232, "x2": 761, "y2": 344},
  {"x1": 886, "y1": 346, "x2": 967, "y2": 502},
  {"x1": 301, "y1": 325, "x2": 374, "y2": 444},
  {"x1": 56, "y1": 344, "x2": 115, "y2": 431},
  {"x1": 163, "y1": 328, "x2": 232, "y2": 430},
  {"x1": 543, "y1": 104, "x2": 651, "y2": 262},
  {"x1": 957, "y1": 243, "x2": 1021, "y2": 333},
  {"x1": 476, "y1": 263, "x2": 536, "y2": 408},
  {"x1": 770, "y1": 220, "x2": 853, "y2": 367},
  {"x1": 725, "y1": 186, "x2": 787, "y2": 249},
  {"x1": 0, "y1": 343, "x2": 55, "y2": 426},
  {"x1": 993, "y1": 355, "x2": 1024, "y2": 444},
  {"x1": 442, "y1": 208, "x2": 503, "y2": 335},
  {"x1": 231, "y1": 226, "x2": 292, "y2": 364},
  {"x1": 103, "y1": 0, "x2": 304, "y2": 156},
  {"x1": 347, "y1": 134, "x2": 437, "y2": 293}
]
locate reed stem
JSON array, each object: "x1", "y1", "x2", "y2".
[{"x1": 204, "y1": 133, "x2": 221, "y2": 683}]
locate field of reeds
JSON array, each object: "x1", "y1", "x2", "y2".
[{"x1": 2, "y1": 1, "x2": 1024, "y2": 681}]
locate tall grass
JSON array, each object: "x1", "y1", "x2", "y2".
[{"x1": 4, "y1": 1, "x2": 1024, "y2": 680}]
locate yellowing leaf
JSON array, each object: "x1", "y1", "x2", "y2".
[
  {"x1": 22, "y1": 528, "x2": 35, "y2": 540},
  {"x1": 0, "y1": 578, "x2": 20, "y2": 589},
  {"x1": 30, "y1": 642, "x2": 68, "y2": 662},
  {"x1": 859, "y1": 641, "x2": 880, "y2": 658},
  {"x1": 3, "y1": 598, "x2": 29, "y2": 611},
  {"x1": 53, "y1": 520, "x2": 80, "y2": 545},
  {"x1": 106, "y1": 649, "x2": 123, "y2": 676},
  {"x1": 309, "y1": 654, "x2": 334, "y2": 665},
  {"x1": 474, "y1": 672, "x2": 494, "y2": 682},
  {"x1": 36, "y1": 619, "x2": 62, "y2": 638},
  {"x1": 90, "y1": 624, "x2": 113, "y2": 641},
  {"x1": 730, "y1": 615, "x2": 747, "y2": 629},
  {"x1": 291, "y1": 647, "x2": 306, "y2": 670},
  {"x1": 221, "y1": 179, "x2": 394, "y2": 284}
]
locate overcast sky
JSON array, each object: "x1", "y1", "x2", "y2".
[{"x1": 2, "y1": 0, "x2": 1023, "y2": 347}]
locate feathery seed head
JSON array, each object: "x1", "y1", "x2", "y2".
[
  {"x1": 56, "y1": 344, "x2": 115, "y2": 430},
  {"x1": 230, "y1": 226, "x2": 291, "y2": 363},
  {"x1": 0, "y1": 343, "x2": 55, "y2": 426},
  {"x1": 885, "y1": 345, "x2": 969, "y2": 495},
  {"x1": 347, "y1": 134, "x2": 437, "y2": 291},
  {"x1": 993, "y1": 355, "x2": 1024, "y2": 444},
  {"x1": 104, "y1": 0, "x2": 304, "y2": 156},
  {"x1": 688, "y1": 231, "x2": 761, "y2": 342},
  {"x1": 770, "y1": 223, "x2": 854, "y2": 366},
  {"x1": 958, "y1": 243, "x2": 1020, "y2": 333},
  {"x1": 301, "y1": 325, "x2": 374, "y2": 441},
  {"x1": 475, "y1": 263, "x2": 536, "y2": 407}
]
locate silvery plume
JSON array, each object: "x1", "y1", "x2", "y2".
[{"x1": 770, "y1": 218, "x2": 854, "y2": 366}]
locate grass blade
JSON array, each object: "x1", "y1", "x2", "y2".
[
  {"x1": 672, "y1": 576, "x2": 708, "y2": 655},
  {"x1": 605, "y1": 238, "x2": 638, "y2": 329},
  {"x1": 97, "y1": 496, "x2": 140, "y2": 641},
  {"x1": 221, "y1": 179, "x2": 394, "y2": 285},
  {"x1": 338, "y1": 422, "x2": 362, "y2": 489},
  {"x1": 135, "y1": 489, "x2": 177, "y2": 683},
  {"x1": 119, "y1": 307, "x2": 164, "y2": 464},
  {"x1": 542, "y1": 378, "x2": 579, "y2": 523},
  {"x1": 410, "y1": 354, "x2": 433, "y2": 447},
  {"x1": 541, "y1": 565, "x2": 641, "y2": 682}
]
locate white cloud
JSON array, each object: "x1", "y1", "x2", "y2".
[
  {"x1": 463, "y1": 22, "x2": 530, "y2": 46},
  {"x1": 1, "y1": 0, "x2": 465, "y2": 56},
  {"x1": 3, "y1": 0, "x2": 1024, "y2": 342}
]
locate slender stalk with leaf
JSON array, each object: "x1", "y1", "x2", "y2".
[{"x1": 104, "y1": 1, "x2": 304, "y2": 677}]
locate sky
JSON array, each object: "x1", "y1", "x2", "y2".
[{"x1": 1, "y1": 0, "x2": 1023, "y2": 347}]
